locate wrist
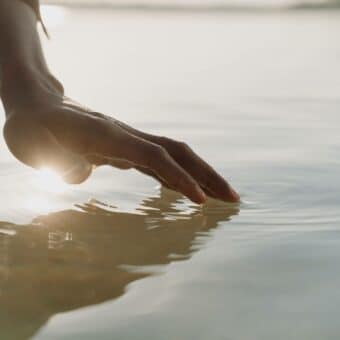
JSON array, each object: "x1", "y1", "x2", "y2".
[
  {"x1": 1, "y1": 60, "x2": 44, "y2": 113},
  {"x1": 1, "y1": 60, "x2": 64, "y2": 115},
  {"x1": 0, "y1": 0, "x2": 62, "y2": 114}
]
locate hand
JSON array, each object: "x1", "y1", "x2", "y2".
[
  {"x1": 3, "y1": 89, "x2": 239, "y2": 204},
  {"x1": 0, "y1": 0, "x2": 238, "y2": 204}
]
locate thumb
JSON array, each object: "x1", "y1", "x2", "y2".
[{"x1": 4, "y1": 115, "x2": 92, "y2": 184}]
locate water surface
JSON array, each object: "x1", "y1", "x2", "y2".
[{"x1": 0, "y1": 8, "x2": 340, "y2": 340}]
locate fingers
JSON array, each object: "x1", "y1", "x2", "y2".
[
  {"x1": 112, "y1": 121, "x2": 239, "y2": 202},
  {"x1": 169, "y1": 141, "x2": 239, "y2": 202},
  {"x1": 83, "y1": 121, "x2": 206, "y2": 204},
  {"x1": 3, "y1": 115, "x2": 92, "y2": 184},
  {"x1": 128, "y1": 141, "x2": 207, "y2": 204}
]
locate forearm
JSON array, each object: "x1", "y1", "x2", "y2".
[{"x1": 0, "y1": 0, "x2": 60, "y2": 113}]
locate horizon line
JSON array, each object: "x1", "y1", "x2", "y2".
[{"x1": 41, "y1": 1, "x2": 340, "y2": 12}]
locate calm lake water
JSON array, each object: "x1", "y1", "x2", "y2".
[{"x1": 0, "y1": 7, "x2": 340, "y2": 340}]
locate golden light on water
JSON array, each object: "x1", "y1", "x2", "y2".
[{"x1": 23, "y1": 168, "x2": 69, "y2": 213}]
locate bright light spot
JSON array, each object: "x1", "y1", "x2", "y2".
[
  {"x1": 35, "y1": 167, "x2": 68, "y2": 194},
  {"x1": 25, "y1": 168, "x2": 69, "y2": 212},
  {"x1": 41, "y1": 5, "x2": 66, "y2": 28},
  {"x1": 25, "y1": 196, "x2": 54, "y2": 213}
]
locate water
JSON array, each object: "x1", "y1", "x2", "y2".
[{"x1": 0, "y1": 7, "x2": 340, "y2": 340}]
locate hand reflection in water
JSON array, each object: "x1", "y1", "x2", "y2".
[{"x1": 0, "y1": 188, "x2": 239, "y2": 340}]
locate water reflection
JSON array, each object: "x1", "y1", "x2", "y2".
[{"x1": 0, "y1": 188, "x2": 238, "y2": 340}]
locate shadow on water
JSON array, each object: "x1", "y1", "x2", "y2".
[{"x1": 0, "y1": 188, "x2": 239, "y2": 340}]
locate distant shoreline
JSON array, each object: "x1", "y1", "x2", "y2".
[{"x1": 41, "y1": 2, "x2": 340, "y2": 12}]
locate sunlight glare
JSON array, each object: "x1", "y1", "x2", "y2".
[{"x1": 35, "y1": 167, "x2": 68, "y2": 194}]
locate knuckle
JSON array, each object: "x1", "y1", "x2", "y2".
[
  {"x1": 155, "y1": 137, "x2": 192, "y2": 155},
  {"x1": 158, "y1": 136, "x2": 176, "y2": 147},
  {"x1": 150, "y1": 145, "x2": 167, "y2": 159},
  {"x1": 156, "y1": 136, "x2": 170, "y2": 144},
  {"x1": 178, "y1": 141, "x2": 191, "y2": 152},
  {"x1": 172, "y1": 140, "x2": 191, "y2": 153}
]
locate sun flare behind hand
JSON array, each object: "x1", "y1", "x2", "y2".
[{"x1": 35, "y1": 167, "x2": 68, "y2": 194}]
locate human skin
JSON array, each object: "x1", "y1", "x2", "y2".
[{"x1": 0, "y1": 0, "x2": 239, "y2": 204}]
